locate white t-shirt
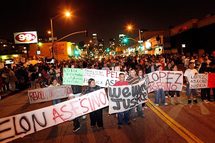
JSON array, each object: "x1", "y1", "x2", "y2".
[{"x1": 184, "y1": 68, "x2": 198, "y2": 82}]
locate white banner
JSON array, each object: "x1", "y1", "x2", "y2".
[
  {"x1": 145, "y1": 71, "x2": 183, "y2": 93},
  {"x1": 14, "y1": 31, "x2": 38, "y2": 44},
  {"x1": 108, "y1": 79, "x2": 148, "y2": 114},
  {"x1": 28, "y1": 86, "x2": 72, "y2": 104},
  {"x1": 63, "y1": 68, "x2": 123, "y2": 87},
  {"x1": 189, "y1": 74, "x2": 208, "y2": 89},
  {"x1": 0, "y1": 89, "x2": 108, "y2": 143}
]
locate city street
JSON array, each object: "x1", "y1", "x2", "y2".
[{"x1": 1, "y1": 90, "x2": 215, "y2": 143}]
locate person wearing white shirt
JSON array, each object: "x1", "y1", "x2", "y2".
[{"x1": 184, "y1": 62, "x2": 198, "y2": 104}]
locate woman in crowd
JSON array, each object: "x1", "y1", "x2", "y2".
[{"x1": 83, "y1": 78, "x2": 104, "y2": 129}]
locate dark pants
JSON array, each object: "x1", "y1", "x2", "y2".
[
  {"x1": 73, "y1": 118, "x2": 80, "y2": 128},
  {"x1": 118, "y1": 111, "x2": 130, "y2": 125},
  {"x1": 89, "y1": 109, "x2": 103, "y2": 127},
  {"x1": 201, "y1": 88, "x2": 211, "y2": 101}
]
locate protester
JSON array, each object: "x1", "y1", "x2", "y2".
[
  {"x1": 184, "y1": 62, "x2": 198, "y2": 104},
  {"x1": 114, "y1": 73, "x2": 131, "y2": 129},
  {"x1": 83, "y1": 78, "x2": 104, "y2": 130},
  {"x1": 126, "y1": 69, "x2": 144, "y2": 120},
  {"x1": 49, "y1": 78, "x2": 61, "y2": 105},
  {"x1": 71, "y1": 85, "x2": 82, "y2": 132},
  {"x1": 169, "y1": 65, "x2": 182, "y2": 105},
  {"x1": 154, "y1": 65, "x2": 168, "y2": 106},
  {"x1": 199, "y1": 61, "x2": 211, "y2": 103}
]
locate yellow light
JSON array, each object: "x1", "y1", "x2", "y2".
[
  {"x1": 47, "y1": 30, "x2": 51, "y2": 35},
  {"x1": 1, "y1": 55, "x2": 8, "y2": 60},
  {"x1": 126, "y1": 24, "x2": 133, "y2": 31},
  {"x1": 12, "y1": 54, "x2": 19, "y2": 58},
  {"x1": 65, "y1": 11, "x2": 71, "y2": 17},
  {"x1": 38, "y1": 42, "x2": 43, "y2": 47},
  {"x1": 67, "y1": 42, "x2": 72, "y2": 56}
]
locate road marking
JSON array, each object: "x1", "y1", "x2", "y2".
[{"x1": 147, "y1": 100, "x2": 204, "y2": 143}]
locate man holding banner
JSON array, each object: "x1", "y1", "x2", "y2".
[
  {"x1": 113, "y1": 73, "x2": 131, "y2": 129},
  {"x1": 184, "y1": 62, "x2": 198, "y2": 104}
]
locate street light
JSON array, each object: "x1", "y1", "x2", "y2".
[
  {"x1": 125, "y1": 23, "x2": 142, "y2": 41},
  {"x1": 50, "y1": 10, "x2": 72, "y2": 58}
]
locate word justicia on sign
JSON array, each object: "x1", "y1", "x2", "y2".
[{"x1": 108, "y1": 80, "x2": 148, "y2": 114}]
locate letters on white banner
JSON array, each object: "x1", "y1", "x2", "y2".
[
  {"x1": 28, "y1": 86, "x2": 72, "y2": 104},
  {"x1": 0, "y1": 89, "x2": 108, "y2": 143},
  {"x1": 189, "y1": 74, "x2": 208, "y2": 89},
  {"x1": 145, "y1": 71, "x2": 183, "y2": 93},
  {"x1": 108, "y1": 79, "x2": 148, "y2": 114}
]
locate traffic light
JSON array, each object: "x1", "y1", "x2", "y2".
[
  {"x1": 74, "y1": 49, "x2": 79, "y2": 56},
  {"x1": 122, "y1": 37, "x2": 129, "y2": 44},
  {"x1": 106, "y1": 47, "x2": 110, "y2": 53}
]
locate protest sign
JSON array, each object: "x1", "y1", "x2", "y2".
[
  {"x1": 0, "y1": 89, "x2": 108, "y2": 143},
  {"x1": 189, "y1": 74, "x2": 208, "y2": 89},
  {"x1": 108, "y1": 79, "x2": 148, "y2": 114},
  {"x1": 28, "y1": 86, "x2": 72, "y2": 104},
  {"x1": 208, "y1": 73, "x2": 215, "y2": 88},
  {"x1": 63, "y1": 68, "x2": 84, "y2": 85},
  {"x1": 145, "y1": 71, "x2": 183, "y2": 93},
  {"x1": 63, "y1": 68, "x2": 122, "y2": 87},
  {"x1": 189, "y1": 73, "x2": 215, "y2": 89}
]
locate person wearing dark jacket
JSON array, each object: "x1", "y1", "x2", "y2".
[
  {"x1": 71, "y1": 85, "x2": 82, "y2": 132},
  {"x1": 199, "y1": 62, "x2": 211, "y2": 103},
  {"x1": 83, "y1": 78, "x2": 104, "y2": 129}
]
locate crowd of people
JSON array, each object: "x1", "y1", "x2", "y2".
[{"x1": 1, "y1": 53, "x2": 215, "y2": 131}]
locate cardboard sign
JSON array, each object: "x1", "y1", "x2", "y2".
[
  {"x1": 28, "y1": 86, "x2": 72, "y2": 104},
  {"x1": 108, "y1": 79, "x2": 148, "y2": 114},
  {"x1": 63, "y1": 68, "x2": 122, "y2": 87},
  {"x1": 189, "y1": 74, "x2": 208, "y2": 89},
  {"x1": 190, "y1": 73, "x2": 215, "y2": 89},
  {"x1": 0, "y1": 89, "x2": 108, "y2": 143},
  {"x1": 145, "y1": 71, "x2": 183, "y2": 93}
]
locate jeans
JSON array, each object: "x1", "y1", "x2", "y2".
[
  {"x1": 118, "y1": 110, "x2": 130, "y2": 125},
  {"x1": 186, "y1": 84, "x2": 197, "y2": 96},
  {"x1": 155, "y1": 88, "x2": 165, "y2": 104}
]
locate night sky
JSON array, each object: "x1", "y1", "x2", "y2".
[{"x1": 0, "y1": 0, "x2": 214, "y2": 43}]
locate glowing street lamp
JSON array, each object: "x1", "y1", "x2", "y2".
[
  {"x1": 126, "y1": 24, "x2": 134, "y2": 32},
  {"x1": 50, "y1": 10, "x2": 72, "y2": 58},
  {"x1": 47, "y1": 30, "x2": 51, "y2": 35}
]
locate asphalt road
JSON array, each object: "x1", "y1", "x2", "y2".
[{"x1": 0, "y1": 90, "x2": 214, "y2": 143}]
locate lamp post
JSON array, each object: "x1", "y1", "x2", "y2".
[
  {"x1": 50, "y1": 11, "x2": 71, "y2": 58},
  {"x1": 126, "y1": 24, "x2": 142, "y2": 41}
]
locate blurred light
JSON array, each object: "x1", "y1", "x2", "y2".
[
  {"x1": 126, "y1": 24, "x2": 134, "y2": 31},
  {"x1": 92, "y1": 33, "x2": 97, "y2": 36},
  {"x1": 138, "y1": 40, "x2": 143, "y2": 43},
  {"x1": 65, "y1": 11, "x2": 71, "y2": 17},
  {"x1": 38, "y1": 42, "x2": 43, "y2": 47},
  {"x1": 145, "y1": 50, "x2": 148, "y2": 54},
  {"x1": 23, "y1": 50, "x2": 27, "y2": 53},
  {"x1": 12, "y1": 54, "x2": 19, "y2": 58},
  {"x1": 23, "y1": 47, "x2": 26, "y2": 49},
  {"x1": 1, "y1": 55, "x2": 8, "y2": 60},
  {"x1": 182, "y1": 44, "x2": 186, "y2": 48},
  {"x1": 3, "y1": 44, "x2": 7, "y2": 47},
  {"x1": 145, "y1": 40, "x2": 152, "y2": 49},
  {"x1": 67, "y1": 42, "x2": 72, "y2": 56},
  {"x1": 122, "y1": 37, "x2": 129, "y2": 44},
  {"x1": 47, "y1": 30, "x2": 51, "y2": 35}
]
